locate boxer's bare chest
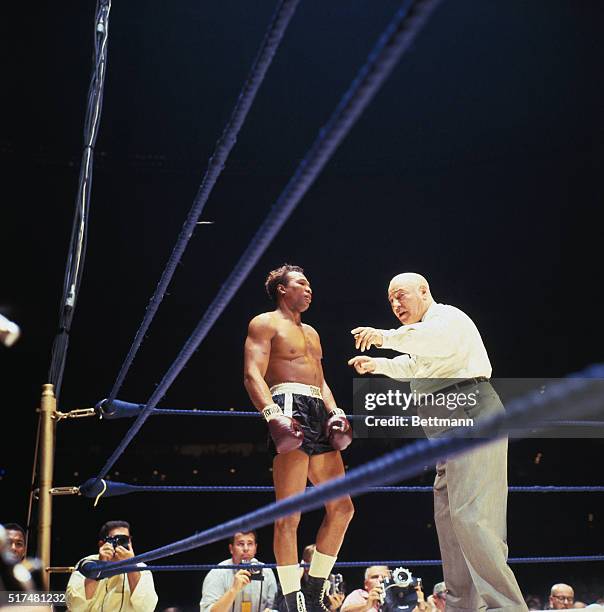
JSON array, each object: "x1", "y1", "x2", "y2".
[{"x1": 270, "y1": 319, "x2": 321, "y2": 363}]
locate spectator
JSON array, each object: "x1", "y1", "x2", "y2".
[
  {"x1": 66, "y1": 520, "x2": 158, "y2": 611},
  {"x1": 341, "y1": 566, "x2": 427, "y2": 612},
  {"x1": 200, "y1": 531, "x2": 277, "y2": 612},
  {"x1": 426, "y1": 582, "x2": 446, "y2": 611},
  {"x1": 574, "y1": 603, "x2": 587, "y2": 609},
  {"x1": 2, "y1": 523, "x2": 26, "y2": 562},
  {"x1": 524, "y1": 595, "x2": 543, "y2": 610},
  {"x1": 549, "y1": 584, "x2": 575, "y2": 610},
  {"x1": 341, "y1": 566, "x2": 390, "y2": 612}
]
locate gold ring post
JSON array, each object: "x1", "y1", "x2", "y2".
[{"x1": 38, "y1": 384, "x2": 57, "y2": 590}]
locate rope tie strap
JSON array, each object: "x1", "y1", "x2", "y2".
[{"x1": 93, "y1": 479, "x2": 107, "y2": 507}]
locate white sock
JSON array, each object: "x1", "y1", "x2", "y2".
[
  {"x1": 308, "y1": 549, "x2": 337, "y2": 579},
  {"x1": 277, "y1": 564, "x2": 301, "y2": 595}
]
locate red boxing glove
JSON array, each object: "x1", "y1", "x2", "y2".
[
  {"x1": 325, "y1": 408, "x2": 352, "y2": 451},
  {"x1": 263, "y1": 404, "x2": 304, "y2": 454}
]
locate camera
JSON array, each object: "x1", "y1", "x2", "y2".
[
  {"x1": 380, "y1": 567, "x2": 421, "y2": 611},
  {"x1": 328, "y1": 573, "x2": 345, "y2": 595},
  {"x1": 240, "y1": 559, "x2": 264, "y2": 581},
  {"x1": 104, "y1": 534, "x2": 130, "y2": 550}
]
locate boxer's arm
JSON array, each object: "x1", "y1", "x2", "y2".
[
  {"x1": 313, "y1": 331, "x2": 352, "y2": 449},
  {"x1": 244, "y1": 315, "x2": 277, "y2": 410},
  {"x1": 310, "y1": 328, "x2": 338, "y2": 411},
  {"x1": 319, "y1": 371, "x2": 338, "y2": 412}
]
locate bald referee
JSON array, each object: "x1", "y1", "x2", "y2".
[{"x1": 349, "y1": 273, "x2": 527, "y2": 612}]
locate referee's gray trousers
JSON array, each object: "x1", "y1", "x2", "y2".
[{"x1": 423, "y1": 382, "x2": 528, "y2": 612}]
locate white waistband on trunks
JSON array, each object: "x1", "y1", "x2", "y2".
[{"x1": 269, "y1": 382, "x2": 323, "y2": 399}]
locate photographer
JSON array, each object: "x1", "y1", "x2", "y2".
[
  {"x1": 66, "y1": 520, "x2": 158, "y2": 611},
  {"x1": 341, "y1": 566, "x2": 390, "y2": 612},
  {"x1": 341, "y1": 566, "x2": 427, "y2": 612},
  {"x1": 200, "y1": 531, "x2": 277, "y2": 612},
  {"x1": 426, "y1": 582, "x2": 446, "y2": 612}
]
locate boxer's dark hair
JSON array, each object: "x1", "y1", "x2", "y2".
[
  {"x1": 265, "y1": 264, "x2": 304, "y2": 301},
  {"x1": 98, "y1": 520, "x2": 131, "y2": 542},
  {"x1": 3, "y1": 523, "x2": 25, "y2": 539},
  {"x1": 229, "y1": 530, "x2": 257, "y2": 545}
]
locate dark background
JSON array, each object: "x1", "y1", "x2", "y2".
[{"x1": 2, "y1": 1, "x2": 603, "y2": 609}]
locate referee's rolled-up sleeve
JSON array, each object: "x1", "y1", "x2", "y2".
[
  {"x1": 372, "y1": 355, "x2": 415, "y2": 380},
  {"x1": 381, "y1": 317, "x2": 460, "y2": 358}
]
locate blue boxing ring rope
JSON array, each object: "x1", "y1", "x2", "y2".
[
  {"x1": 42, "y1": 0, "x2": 604, "y2": 598},
  {"x1": 78, "y1": 481, "x2": 604, "y2": 499},
  {"x1": 78, "y1": 367, "x2": 604, "y2": 579},
  {"x1": 84, "y1": 555, "x2": 604, "y2": 574},
  {"x1": 89, "y1": 0, "x2": 445, "y2": 491},
  {"x1": 106, "y1": 0, "x2": 301, "y2": 408},
  {"x1": 94, "y1": 398, "x2": 604, "y2": 429}
]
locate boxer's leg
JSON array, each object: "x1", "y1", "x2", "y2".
[
  {"x1": 307, "y1": 451, "x2": 354, "y2": 556},
  {"x1": 304, "y1": 450, "x2": 354, "y2": 611},
  {"x1": 273, "y1": 449, "x2": 310, "y2": 612}
]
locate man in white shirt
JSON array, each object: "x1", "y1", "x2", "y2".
[
  {"x1": 200, "y1": 530, "x2": 278, "y2": 612},
  {"x1": 66, "y1": 520, "x2": 158, "y2": 612},
  {"x1": 348, "y1": 273, "x2": 527, "y2": 612}
]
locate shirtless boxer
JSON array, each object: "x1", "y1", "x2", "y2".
[{"x1": 244, "y1": 264, "x2": 354, "y2": 612}]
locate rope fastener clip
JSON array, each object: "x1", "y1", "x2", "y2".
[
  {"x1": 49, "y1": 487, "x2": 81, "y2": 496},
  {"x1": 55, "y1": 408, "x2": 98, "y2": 421}
]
